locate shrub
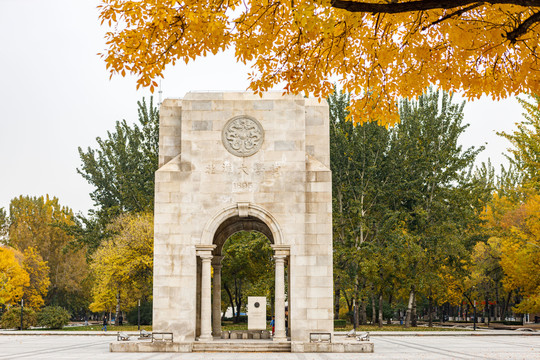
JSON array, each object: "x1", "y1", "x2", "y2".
[
  {"x1": 37, "y1": 306, "x2": 71, "y2": 329},
  {"x1": 127, "y1": 301, "x2": 152, "y2": 325},
  {"x1": 334, "y1": 319, "x2": 347, "y2": 328},
  {"x1": 0, "y1": 307, "x2": 37, "y2": 329}
]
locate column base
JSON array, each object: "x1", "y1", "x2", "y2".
[
  {"x1": 198, "y1": 335, "x2": 214, "y2": 342},
  {"x1": 273, "y1": 336, "x2": 288, "y2": 342}
]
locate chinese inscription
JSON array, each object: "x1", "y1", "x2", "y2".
[{"x1": 205, "y1": 161, "x2": 282, "y2": 177}]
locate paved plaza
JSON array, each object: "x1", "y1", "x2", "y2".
[{"x1": 0, "y1": 335, "x2": 538, "y2": 359}]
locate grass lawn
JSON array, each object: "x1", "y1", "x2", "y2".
[
  {"x1": 221, "y1": 322, "x2": 468, "y2": 332},
  {"x1": 336, "y1": 324, "x2": 472, "y2": 332},
  {"x1": 30, "y1": 324, "x2": 152, "y2": 332},
  {"x1": 29, "y1": 323, "x2": 469, "y2": 332}
]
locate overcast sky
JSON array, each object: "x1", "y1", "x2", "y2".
[{"x1": 0, "y1": 0, "x2": 524, "y2": 215}]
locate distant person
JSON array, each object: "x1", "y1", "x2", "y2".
[
  {"x1": 118, "y1": 314, "x2": 123, "y2": 326},
  {"x1": 270, "y1": 316, "x2": 275, "y2": 336},
  {"x1": 101, "y1": 316, "x2": 107, "y2": 331},
  {"x1": 285, "y1": 307, "x2": 289, "y2": 337}
]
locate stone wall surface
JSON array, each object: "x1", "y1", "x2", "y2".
[{"x1": 153, "y1": 92, "x2": 333, "y2": 346}]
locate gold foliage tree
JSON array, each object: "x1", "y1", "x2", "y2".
[
  {"x1": 0, "y1": 246, "x2": 50, "y2": 309},
  {"x1": 0, "y1": 246, "x2": 29, "y2": 307},
  {"x1": 475, "y1": 94, "x2": 540, "y2": 316},
  {"x1": 100, "y1": 0, "x2": 540, "y2": 124},
  {"x1": 21, "y1": 247, "x2": 51, "y2": 309},
  {"x1": 8, "y1": 195, "x2": 89, "y2": 311},
  {"x1": 498, "y1": 194, "x2": 540, "y2": 314},
  {"x1": 89, "y1": 212, "x2": 153, "y2": 317},
  {"x1": 481, "y1": 194, "x2": 540, "y2": 314}
]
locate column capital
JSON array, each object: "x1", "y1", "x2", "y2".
[
  {"x1": 271, "y1": 244, "x2": 290, "y2": 258},
  {"x1": 211, "y1": 255, "x2": 225, "y2": 266},
  {"x1": 196, "y1": 245, "x2": 216, "y2": 259}
]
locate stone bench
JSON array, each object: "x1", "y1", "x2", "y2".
[
  {"x1": 309, "y1": 332, "x2": 332, "y2": 343},
  {"x1": 138, "y1": 329, "x2": 152, "y2": 340},
  {"x1": 152, "y1": 332, "x2": 174, "y2": 342},
  {"x1": 117, "y1": 332, "x2": 130, "y2": 341}
]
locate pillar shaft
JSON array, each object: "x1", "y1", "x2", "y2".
[
  {"x1": 274, "y1": 254, "x2": 287, "y2": 341},
  {"x1": 212, "y1": 261, "x2": 223, "y2": 337},
  {"x1": 199, "y1": 255, "x2": 213, "y2": 341}
]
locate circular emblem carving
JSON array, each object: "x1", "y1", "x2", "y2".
[
  {"x1": 222, "y1": 116, "x2": 264, "y2": 157},
  {"x1": 254, "y1": 302, "x2": 260, "y2": 308}
]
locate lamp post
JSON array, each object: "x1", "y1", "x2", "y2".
[
  {"x1": 20, "y1": 299, "x2": 23, "y2": 331},
  {"x1": 137, "y1": 299, "x2": 141, "y2": 331},
  {"x1": 353, "y1": 298, "x2": 357, "y2": 333},
  {"x1": 473, "y1": 301, "x2": 477, "y2": 331}
]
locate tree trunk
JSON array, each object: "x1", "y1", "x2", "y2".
[
  {"x1": 360, "y1": 299, "x2": 367, "y2": 325},
  {"x1": 233, "y1": 278, "x2": 242, "y2": 323},
  {"x1": 387, "y1": 292, "x2": 393, "y2": 325},
  {"x1": 371, "y1": 294, "x2": 376, "y2": 325},
  {"x1": 378, "y1": 293, "x2": 383, "y2": 327},
  {"x1": 334, "y1": 286, "x2": 341, "y2": 320},
  {"x1": 224, "y1": 283, "x2": 235, "y2": 319},
  {"x1": 343, "y1": 291, "x2": 353, "y2": 324},
  {"x1": 412, "y1": 293, "x2": 417, "y2": 327},
  {"x1": 495, "y1": 287, "x2": 500, "y2": 321},
  {"x1": 485, "y1": 294, "x2": 490, "y2": 324},
  {"x1": 404, "y1": 286, "x2": 415, "y2": 327},
  {"x1": 354, "y1": 295, "x2": 360, "y2": 328},
  {"x1": 428, "y1": 295, "x2": 433, "y2": 327},
  {"x1": 501, "y1": 290, "x2": 512, "y2": 321},
  {"x1": 115, "y1": 290, "x2": 121, "y2": 325}
]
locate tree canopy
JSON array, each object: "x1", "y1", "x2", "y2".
[
  {"x1": 89, "y1": 212, "x2": 153, "y2": 314},
  {"x1": 330, "y1": 88, "x2": 490, "y2": 326},
  {"x1": 78, "y1": 97, "x2": 159, "y2": 219},
  {"x1": 0, "y1": 246, "x2": 29, "y2": 307},
  {"x1": 100, "y1": 0, "x2": 540, "y2": 125},
  {"x1": 75, "y1": 97, "x2": 158, "y2": 256},
  {"x1": 8, "y1": 195, "x2": 89, "y2": 314}
]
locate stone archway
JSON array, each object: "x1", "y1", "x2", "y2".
[
  {"x1": 151, "y1": 92, "x2": 335, "y2": 351},
  {"x1": 195, "y1": 203, "x2": 289, "y2": 342}
]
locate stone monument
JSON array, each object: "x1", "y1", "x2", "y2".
[
  {"x1": 111, "y1": 91, "x2": 373, "y2": 353},
  {"x1": 247, "y1": 296, "x2": 266, "y2": 330}
]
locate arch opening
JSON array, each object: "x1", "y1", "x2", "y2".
[
  {"x1": 196, "y1": 204, "x2": 290, "y2": 341},
  {"x1": 212, "y1": 215, "x2": 274, "y2": 256}
]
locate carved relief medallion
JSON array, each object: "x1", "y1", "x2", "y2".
[{"x1": 222, "y1": 116, "x2": 264, "y2": 157}]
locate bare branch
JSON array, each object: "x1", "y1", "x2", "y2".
[{"x1": 422, "y1": 3, "x2": 483, "y2": 30}]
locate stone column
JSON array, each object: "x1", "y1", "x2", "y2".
[
  {"x1": 212, "y1": 256, "x2": 224, "y2": 338},
  {"x1": 272, "y1": 245, "x2": 290, "y2": 342},
  {"x1": 196, "y1": 245, "x2": 216, "y2": 341}
]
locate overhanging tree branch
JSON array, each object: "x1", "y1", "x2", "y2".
[
  {"x1": 506, "y1": 11, "x2": 540, "y2": 42},
  {"x1": 330, "y1": 0, "x2": 540, "y2": 13},
  {"x1": 330, "y1": 1, "x2": 540, "y2": 41},
  {"x1": 422, "y1": 3, "x2": 484, "y2": 30}
]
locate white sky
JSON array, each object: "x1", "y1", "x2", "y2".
[{"x1": 0, "y1": 0, "x2": 524, "y2": 215}]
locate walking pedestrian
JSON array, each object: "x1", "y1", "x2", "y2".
[{"x1": 101, "y1": 315, "x2": 108, "y2": 331}]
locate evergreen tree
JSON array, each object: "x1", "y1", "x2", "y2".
[{"x1": 75, "y1": 97, "x2": 159, "y2": 254}]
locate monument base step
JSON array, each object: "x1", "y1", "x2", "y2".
[
  {"x1": 193, "y1": 340, "x2": 291, "y2": 352},
  {"x1": 292, "y1": 341, "x2": 374, "y2": 353},
  {"x1": 110, "y1": 339, "x2": 374, "y2": 353}
]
